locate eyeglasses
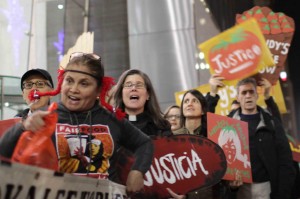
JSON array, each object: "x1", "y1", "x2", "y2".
[
  {"x1": 69, "y1": 52, "x2": 101, "y2": 62},
  {"x1": 22, "y1": 81, "x2": 51, "y2": 89},
  {"x1": 165, "y1": 115, "x2": 181, "y2": 120},
  {"x1": 123, "y1": 82, "x2": 145, "y2": 89}
]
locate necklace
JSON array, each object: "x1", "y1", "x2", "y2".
[{"x1": 70, "y1": 111, "x2": 93, "y2": 174}]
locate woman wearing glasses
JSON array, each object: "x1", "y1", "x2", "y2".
[
  {"x1": 15, "y1": 68, "x2": 54, "y2": 119},
  {"x1": 164, "y1": 105, "x2": 185, "y2": 134},
  {"x1": 0, "y1": 53, "x2": 153, "y2": 197},
  {"x1": 114, "y1": 69, "x2": 172, "y2": 137}
]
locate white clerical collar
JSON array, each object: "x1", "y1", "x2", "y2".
[{"x1": 128, "y1": 115, "x2": 137, "y2": 121}]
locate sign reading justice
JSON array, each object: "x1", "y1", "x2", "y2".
[
  {"x1": 199, "y1": 18, "x2": 274, "y2": 83},
  {"x1": 116, "y1": 135, "x2": 227, "y2": 198}
]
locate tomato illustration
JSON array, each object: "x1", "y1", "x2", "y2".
[{"x1": 208, "y1": 29, "x2": 262, "y2": 80}]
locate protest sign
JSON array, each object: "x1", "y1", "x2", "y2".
[
  {"x1": 199, "y1": 18, "x2": 274, "y2": 83},
  {"x1": 286, "y1": 134, "x2": 300, "y2": 162},
  {"x1": 0, "y1": 161, "x2": 127, "y2": 199},
  {"x1": 236, "y1": 6, "x2": 295, "y2": 85},
  {"x1": 116, "y1": 135, "x2": 227, "y2": 198},
  {"x1": 207, "y1": 112, "x2": 252, "y2": 183}
]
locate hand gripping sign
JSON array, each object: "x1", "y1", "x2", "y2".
[
  {"x1": 199, "y1": 18, "x2": 274, "y2": 83},
  {"x1": 115, "y1": 135, "x2": 227, "y2": 199},
  {"x1": 236, "y1": 6, "x2": 295, "y2": 85}
]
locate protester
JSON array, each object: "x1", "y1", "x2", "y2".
[
  {"x1": 164, "y1": 105, "x2": 184, "y2": 134},
  {"x1": 242, "y1": 78, "x2": 300, "y2": 199},
  {"x1": 167, "y1": 88, "x2": 242, "y2": 199},
  {"x1": 16, "y1": 68, "x2": 54, "y2": 119},
  {"x1": 173, "y1": 74, "x2": 224, "y2": 136},
  {"x1": 228, "y1": 77, "x2": 295, "y2": 199},
  {"x1": 0, "y1": 52, "x2": 153, "y2": 196},
  {"x1": 166, "y1": 74, "x2": 244, "y2": 199},
  {"x1": 230, "y1": 78, "x2": 280, "y2": 120},
  {"x1": 114, "y1": 69, "x2": 172, "y2": 136}
]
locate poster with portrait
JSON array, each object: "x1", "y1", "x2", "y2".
[{"x1": 207, "y1": 112, "x2": 252, "y2": 183}]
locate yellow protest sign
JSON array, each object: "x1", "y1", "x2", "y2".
[
  {"x1": 199, "y1": 18, "x2": 274, "y2": 84},
  {"x1": 175, "y1": 81, "x2": 286, "y2": 116}
]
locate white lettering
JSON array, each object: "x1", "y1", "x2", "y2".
[
  {"x1": 211, "y1": 45, "x2": 261, "y2": 74},
  {"x1": 191, "y1": 150, "x2": 209, "y2": 175},
  {"x1": 144, "y1": 149, "x2": 209, "y2": 186},
  {"x1": 266, "y1": 39, "x2": 290, "y2": 55},
  {"x1": 259, "y1": 66, "x2": 276, "y2": 74}
]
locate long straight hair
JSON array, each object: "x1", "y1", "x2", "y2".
[
  {"x1": 180, "y1": 89, "x2": 208, "y2": 130},
  {"x1": 114, "y1": 69, "x2": 170, "y2": 129}
]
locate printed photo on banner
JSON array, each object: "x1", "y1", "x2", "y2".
[{"x1": 207, "y1": 112, "x2": 252, "y2": 183}]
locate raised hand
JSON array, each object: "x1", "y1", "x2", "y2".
[{"x1": 209, "y1": 74, "x2": 225, "y2": 97}]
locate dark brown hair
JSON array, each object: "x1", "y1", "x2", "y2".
[
  {"x1": 114, "y1": 69, "x2": 170, "y2": 129},
  {"x1": 180, "y1": 89, "x2": 207, "y2": 127}
]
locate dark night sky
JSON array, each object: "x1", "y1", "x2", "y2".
[{"x1": 274, "y1": 0, "x2": 300, "y2": 134}]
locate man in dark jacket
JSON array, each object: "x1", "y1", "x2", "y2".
[
  {"x1": 228, "y1": 77, "x2": 295, "y2": 199},
  {"x1": 15, "y1": 68, "x2": 54, "y2": 119}
]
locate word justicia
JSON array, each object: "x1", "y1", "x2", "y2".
[
  {"x1": 144, "y1": 149, "x2": 209, "y2": 186},
  {"x1": 211, "y1": 44, "x2": 261, "y2": 74}
]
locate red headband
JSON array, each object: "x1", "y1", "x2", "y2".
[{"x1": 28, "y1": 69, "x2": 125, "y2": 120}]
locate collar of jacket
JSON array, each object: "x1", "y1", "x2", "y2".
[{"x1": 230, "y1": 106, "x2": 274, "y2": 130}]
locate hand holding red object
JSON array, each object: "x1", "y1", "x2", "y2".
[{"x1": 11, "y1": 102, "x2": 59, "y2": 170}]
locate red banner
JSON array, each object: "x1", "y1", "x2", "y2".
[
  {"x1": 207, "y1": 112, "x2": 252, "y2": 183},
  {"x1": 116, "y1": 135, "x2": 227, "y2": 198}
]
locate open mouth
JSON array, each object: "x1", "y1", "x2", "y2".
[
  {"x1": 229, "y1": 61, "x2": 253, "y2": 74},
  {"x1": 69, "y1": 95, "x2": 80, "y2": 101},
  {"x1": 130, "y1": 95, "x2": 139, "y2": 101}
]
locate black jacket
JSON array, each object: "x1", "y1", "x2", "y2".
[
  {"x1": 0, "y1": 102, "x2": 154, "y2": 181},
  {"x1": 228, "y1": 106, "x2": 295, "y2": 199},
  {"x1": 14, "y1": 108, "x2": 30, "y2": 120},
  {"x1": 126, "y1": 112, "x2": 172, "y2": 137}
]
